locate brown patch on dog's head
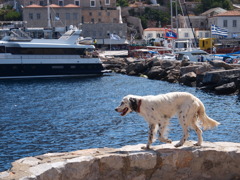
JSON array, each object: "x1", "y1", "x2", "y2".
[{"x1": 115, "y1": 95, "x2": 141, "y2": 116}]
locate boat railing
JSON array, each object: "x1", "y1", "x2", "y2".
[{"x1": 8, "y1": 28, "x2": 32, "y2": 41}]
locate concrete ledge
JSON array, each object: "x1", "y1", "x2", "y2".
[{"x1": 1, "y1": 141, "x2": 240, "y2": 180}]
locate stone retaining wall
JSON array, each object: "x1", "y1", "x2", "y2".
[{"x1": 1, "y1": 141, "x2": 240, "y2": 180}]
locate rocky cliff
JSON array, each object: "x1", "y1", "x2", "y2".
[{"x1": 1, "y1": 141, "x2": 240, "y2": 180}]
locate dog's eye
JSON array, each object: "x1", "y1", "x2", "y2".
[{"x1": 120, "y1": 102, "x2": 124, "y2": 105}]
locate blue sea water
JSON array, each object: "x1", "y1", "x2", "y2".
[{"x1": 0, "y1": 73, "x2": 240, "y2": 172}]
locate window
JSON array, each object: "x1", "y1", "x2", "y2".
[
  {"x1": 105, "y1": 0, "x2": 110, "y2": 5},
  {"x1": 58, "y1": 0, "x2": 64, "y2": 6},
  {"x1": 184, "y1": 33, "x2": 189, "y2": 38},
  {"x1": 89, "y1": 12, "x2": 92, "y2": 16},
  {"x1": 29, "y1": 13, "x2": 33, "y2": 19},
  {"x1": 233, "y1": 20, "x2": 237, "y2": 27},
  {"x1": 90, "y1": 0, "x2": 96, "y2": 7},
  {"x1": 66, "y1": 13, "x2": 70, "y2": 20},
  {"x1": 52, "y1": 66, "x2": 64, "y2": 69},
  {"x1": 98, "y1": 18, "x2": 102, "y2": 22},
  {"x1": 40, "y1": 1, "x2": 44, "y2": 6},
  {"x1": 223, "y1": 20, "x2": 228, "y2": 27},
  {"x1": 82, "y1": 16, "x2": 84, "y2": 23},
  {"x1": 36, "y1": 13, "x2": 41, "y2": 19},
  {"x1": 73, "y1": 13, "x2": 78, "y2": 20},
  {"x1": 74, "y1": 0, "x2": 80, "y2": 6},
  {"x1": 91, "y1": 18, "x2": 94, "y2": 23},
  {"x1": 147, "y1": 33, "x2": 153, "y2": 38}
]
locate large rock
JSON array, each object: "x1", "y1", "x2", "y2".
[
  {"x1": 209, "y1": 60, "x2": 234, "y2": 70},
  {"x1": 214, "y1": 82, "x2": 237, "y2": 95},
  {"x1": 202, "y1": 69, "x2": 240, "y2": 85},
  {"x1": 179, "y1": 72, "x2": 197, "y2": 87},
  {"x1": 146, "y1": 66, "x2": 167, "y2": 80},
  {"x1": 126, "y1": 61, "x2": 148, "y2": 75},
  {"x1": 1, "y1": 141, "x2": 240, "y2": 180}
]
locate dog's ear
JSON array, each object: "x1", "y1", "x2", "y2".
[{"x1": 129, "y1": 97, "x2": 138, "y2": 112}]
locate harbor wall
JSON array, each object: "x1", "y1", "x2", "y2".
[
  {"x1": 102, "y1": 57, "x2": 240, "y2": 95},
  {"x1": 1, "y1": 141, "x2": 240, "y2": 180}
]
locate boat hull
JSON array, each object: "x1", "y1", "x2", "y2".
[
  {"x1": 0, "y1": 63, "x2": 104, "y2": 79},
  {"x1": 0, "y1": 55, "x2": 104, "y2": 79}
]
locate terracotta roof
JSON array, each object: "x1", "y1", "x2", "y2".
[
  {"x1": 46, "y1": 4, "x2": 61, "y2": 8},
  {"x1": 64, "y1": 4, "x2": 79, "y2": 8},
  {"x1": 215, "y1": 10, "x2": 240, "y2": 16},
  {"x1": 25, "y1": 4, "x2": 43, "y2": 8},
  {"x1": 144, "y1": 28, "x2": 166, "y2": 31},
  {"x1": 201, "y1": 7, "x2": 226, "y2": 16}
]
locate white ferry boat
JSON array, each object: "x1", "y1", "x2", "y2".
[{"x1": 0, "y1": 28, "x2": 104, "y2": 79}]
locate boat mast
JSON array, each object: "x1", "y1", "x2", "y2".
[
  {"x1": 170, "y1": 0, "x2": 178, "y2": 51},
  {"x1": 47, "y1": 0, "x2": 51, "y2": 28},
  {"x1": 183, "y1": 3, "x2": 197, "y2": 47},
  {"x1": 170, "y1": 0, "x2": 173, "y2": 29}
]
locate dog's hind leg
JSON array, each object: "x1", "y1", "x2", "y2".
[
  {"x1": 158, "y1": 122, "x2": 172, "y2": 144},
  {"x1": 175, "y1": 123, "x2": 189, "y2": 147},
  {"x1": 192, "y1": 114, "x2": 203, "y2": 146},
  {"x1": 175, "y1": 109, "x2": 190, "y2": 147},
  {"x1": 142, "y1": 124, "x2": 156, "y2": 149},
  {"x1": 175, "y1": 102, "x2": 199, "y2": 147}
]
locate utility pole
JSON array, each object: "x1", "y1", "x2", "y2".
[{"x1": 47, "y1": 0, "x2": 51, "y2": 28}]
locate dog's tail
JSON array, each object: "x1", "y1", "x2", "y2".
[{"x1": 197, "y1": 100, "x2": 220, "y2": 130}]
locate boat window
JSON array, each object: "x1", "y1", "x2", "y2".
[
  {"x1": 0, "y1": 46, "x2": 5, "y2": 53},
  {"x1": 5, "y1": 47, "x2": 86, "y2": 55},
  {"x1": 52, "y1": 66, "x2": 64, "y2": 69},
  {"x1": 177, "y1": 54, "x2": 184, "y2": 60}
]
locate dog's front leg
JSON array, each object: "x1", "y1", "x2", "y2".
[{"x1": 142, "y1": 124, "x2": 155, "y2": 150}]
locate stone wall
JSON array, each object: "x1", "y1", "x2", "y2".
[{"x1": 1, "y1": 141, "x2": 240, "y2": 180}]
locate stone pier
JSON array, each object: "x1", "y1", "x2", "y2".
[{"x1": 1, "y1": 141, "x2": 240, "y2": 180}]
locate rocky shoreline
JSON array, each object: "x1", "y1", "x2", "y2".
[{"x1": 102, "y1": 57, "x2": 240, "y2": 95}]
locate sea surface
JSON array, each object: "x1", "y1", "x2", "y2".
[{"x1": 0, "y1": 73, "x2": 240, "y2": 172}]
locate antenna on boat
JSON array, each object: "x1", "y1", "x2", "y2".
[{"x1": 47, "y1": 0, "x2": 51, "y2": 28}]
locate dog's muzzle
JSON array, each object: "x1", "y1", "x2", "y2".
[{"x1": 115, "y1": 107, "x2": 129, "y2": 116}]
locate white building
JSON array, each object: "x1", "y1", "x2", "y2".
[
  {"x1": 143, "y1": 28, "x2": 166, "y2": 39},
  {"x1": 210, "y1": 10, "x2": 240, "y2": 38}
]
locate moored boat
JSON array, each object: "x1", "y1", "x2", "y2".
[{"x1": 0, "y1": 28, "x2": 104, "y2": 79}]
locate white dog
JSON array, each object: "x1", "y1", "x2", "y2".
[{"x1": 115, "y1": 92, "x2": 220, "y2": 149}]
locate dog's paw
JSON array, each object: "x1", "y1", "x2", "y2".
[
  {"x1": 166, "y1": 139, "x2": 172, "y2": 143},
  {"x1": 194, "y1": 142, "x2": 201, "y2": 146},
  {"x1": 141, "y1": 146, "x2": 151, "y2": 150},
  {"x1": 159, "y1": 138, "x2": 172, "y2": 144},
  {"x1": 174, "y1": 143, "x2": 183, "y2": 148}
]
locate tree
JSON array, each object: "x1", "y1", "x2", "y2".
[
  {"x1": 116, "y1": 0, "x2": 129, "y2": 7},
  {"x1": 0, "y1": 6, "x2": 21, "y2": 21},
  {"x1": 199, "y1": 0, "x2": 233, "y2": 12},
  {"x1": 5, "y1": 10, "x2": 21, "y2": 21},
  {"x1": 142, "y1": 7, "x2": 170, "y2": 27}
]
